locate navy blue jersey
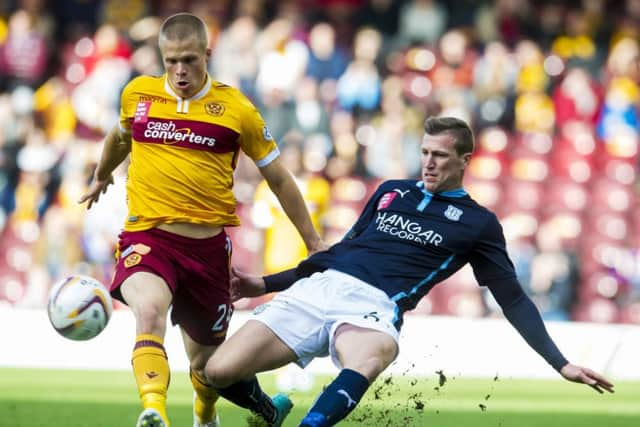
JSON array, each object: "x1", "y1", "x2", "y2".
[
  {"x1": 300, "y1": 179, "x2": 517, "y2": 316},
  {"x1": 268, "y1": 179, "x2": 569, "y2": 371}
]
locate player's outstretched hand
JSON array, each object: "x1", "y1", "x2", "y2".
[
  {"x1": 230, "y1": 267, "x2": 266, "y2": 302},
  {"x1": 78, "y1": 174, "x2": 114, "y2": 209},
  {"x1": 559, "y1": 363, "x2": 615, "y2": 394}
]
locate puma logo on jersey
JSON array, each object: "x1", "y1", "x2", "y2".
[
  {"x1": 393, "y1": 189, "x2": 410, "y2": 198},
  {"x1": 146, "y1": 371, "x2": 159, "y2": 379}
]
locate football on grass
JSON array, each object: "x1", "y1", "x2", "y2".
[{"x1": 47, "y1": 275, "x2": 113, "y2": 341}]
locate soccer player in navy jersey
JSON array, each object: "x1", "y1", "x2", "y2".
[{"x1": 203, "y1": 116, "x2": 614, "y2": 427}]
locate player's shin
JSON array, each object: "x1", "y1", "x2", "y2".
[
  {"x1": 299, "y1": 369, "x2": 369, "y2": 427},
  {"x1": 216, "y1": 376, "x2": 278, "y2": 423},
  {"x1": 132, "y1": 334, "x2": 171, "y2": 424},
  {"x1": 190, "y1": 369, "x2": 219, "y2": 424}
]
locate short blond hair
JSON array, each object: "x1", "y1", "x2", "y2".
[{"x1": 159, "y1": 13, "x2": 208, "y2": 52}]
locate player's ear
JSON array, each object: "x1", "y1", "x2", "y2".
[
  {"x1": 206, "y1": 47, "x2": 212, "y2": 59},
  {"x1": 461, "y1": 152, "x2": 472, "y2": 168}
]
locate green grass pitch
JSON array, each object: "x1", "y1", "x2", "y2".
[{"x1": 0, "y1": 367, "x2": 636, "y2": 427}]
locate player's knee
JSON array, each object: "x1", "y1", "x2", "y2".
[
  {"x1": 357, "y1": 356, "x2": 390, "y2": 381},
  {"x1": 347, "y1": 345, "x2": 397, "y2": 381},
  {"x1": 188, "y1": 351, "x2": 210, "y2": 374},
  {"x1": 133, "y1": 303, "x2": 168, "y2": 334},
  {"x1": 190, "y1": 365, "x2": 206, "y2": 382},
  {"x1": 204, "y1": 358, "x2": 241, "y2": 388}
]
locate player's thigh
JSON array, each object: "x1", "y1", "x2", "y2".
[
  {"x1": 120, "y1": 271, "x2": 173, "y2": 314},
  {"x1": 119, "y1": 272, "x2": 173, "y2": 335},
  {"x1": 206, "y1": 320, "x2": 298, "y2": 384},
  {"x1": 333, "y1": 324, "x2": 399, "y2": 381}
]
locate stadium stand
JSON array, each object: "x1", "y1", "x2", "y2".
[{"x1": 0, "y1": 0, "x2": 638, "y2": 324}]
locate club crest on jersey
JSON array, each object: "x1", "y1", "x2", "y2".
[
  {"x1": 205, "y1": 102, "x2": 225, "y2": 116},
  {"x1": 377, "y1": 192, "x2": 397, "y2": 210},
  {"x1": 444, "y1": 205, "x2": 463, "y2": 221},
  {"x1": 124, "y1": 253, "x2": 142, "y2": 268},
  {"x1": 134, "y1": 101, "x2": 151, "y2": 124}
]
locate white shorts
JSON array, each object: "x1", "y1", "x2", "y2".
[{"x1": 251, "y1": 269, "x2": 400, "y2": 368}]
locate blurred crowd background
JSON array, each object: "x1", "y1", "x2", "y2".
[{"x1": 0, "y1": 0, "x2": 639, "y2": 324}]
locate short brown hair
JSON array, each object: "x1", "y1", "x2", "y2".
[
  {"x1": 159, "y1": 13, "x2": 208, "y2": 52},
  {"x1": 423, "y1": 116, "x2": 474, "y2": 155}
]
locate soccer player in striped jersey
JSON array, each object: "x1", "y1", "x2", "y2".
[
  {"x1": 79, "y1": 13, "x2": 323, "y2": 427},
  {"x1": 203, "y1": 116, "x2": 614, "y2": 427}
]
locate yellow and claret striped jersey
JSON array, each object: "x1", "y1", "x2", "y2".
[{"x1": 118, "y1": 74, "x2": 279, "y2": 231}]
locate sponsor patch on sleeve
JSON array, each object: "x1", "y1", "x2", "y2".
[
  {"x1": 134, "y1": 102, "x2": 151, "y2": 124},
  {"x1": 121, "y1": 243, "x2": 151, "y2": 259},
  {"x1": 263, "y1": 125, "x2": 273, "y2": 141},
  {"x1": 377, "y1": 192, "x2": 397, "y2": 210},
  {"x1": 132, "y1": 243, "x2": 151, "y2": 255}
]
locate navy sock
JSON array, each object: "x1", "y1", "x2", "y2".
[
  {"x1": 216, "y1": 376, "x2": 277, "y2": 423},
  {"x1": 299, "y1": 369, "x2": 370, "y2": 427}
]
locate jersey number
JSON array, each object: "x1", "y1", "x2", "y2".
[{"x1": 212, "y1": 304, "x2": 233, "y2": 332}]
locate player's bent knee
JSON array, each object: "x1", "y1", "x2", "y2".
[
  {"x1": 188, "y1": 349, "x2": 214, "y2": 373},
  {"x1": 356, "y1": 356, "x2": 391, "y2": 381},
  {"x1": 204, "y1": 360, "x2": 243, "y2": 388},
  {"x1": 342, "y1": 342, "x2": 398, "y2": 382}
]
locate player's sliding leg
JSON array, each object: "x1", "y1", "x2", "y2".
[
  {"x1": 215, "y1": 376, "x2": 292, "y2": 427},
  {"x1": 190, "y1": 369, "x2": 220, "y2": 427},
  {"x1": 132, "y1": 334, "x2": 171, "y2": 427},
  {"x1": 298, "y1": 324, "x2": 398, "y2": 427},
  {"x1": 298, "y1": 369, "x2": 369, "y2": 427},
  {"x1": 205, "y1": 320, "x2": 299, "y2": 426}
]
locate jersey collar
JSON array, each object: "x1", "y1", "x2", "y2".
[
  {"x1": 416, "y1": 180, "x2": 467, "y2": 197},
  {"x1": 163, "y1": 74, "x2": 212, "y2": 101}
]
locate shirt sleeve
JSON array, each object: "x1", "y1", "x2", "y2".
[
  {"x1": 236, "y1": 94, "x2": 279, "y2": 166},
  {"x1": 468, "y1": 213, "x2": 518, "y2": 286},
  {"x1": 500, "y1": 292, "x2": 569, "y2": 371},
  {"x1": 118, "y1": 80, "x2": 136, "y2": 133},
  {"x1": 264, "y1": 268, "x2": 303, "y2": 293}
]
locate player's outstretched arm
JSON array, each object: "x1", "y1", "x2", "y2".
[
  {"x1": 230, "y1": 266, "x2": 303, "y2": 301},
  {"x1": 78, "y1": 125, "x2": 131, "y2": 209},
  {"x1": 229, "y1": 267, "x2": 266, "y2": 301},
  {"x1": 258, "y1": 157, "x2": 327, "y2": 254},
  {"x1": 489, "y1": 280, "x2": 615, "y2": 394},
  {"x1": 559, "y1": 363, "x2": 615, "y2": 394}
]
